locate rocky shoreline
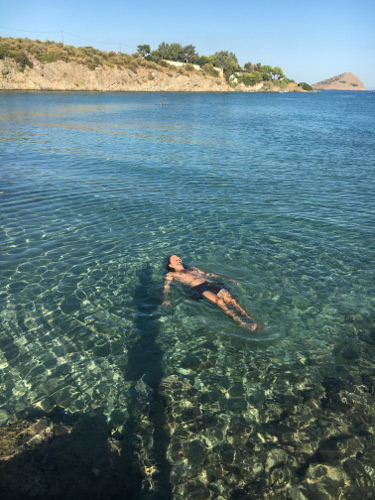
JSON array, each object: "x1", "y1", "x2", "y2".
[{"x1": 0, "y1": 57, "x2": 305, "y2": 93}]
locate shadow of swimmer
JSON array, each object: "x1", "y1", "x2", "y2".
[
  {"x1": 121, "y1": 262, "x2": 172, "y2": 499},
  {"x1": 0, "y1": 264, "x2": 171, "y2": 499}
]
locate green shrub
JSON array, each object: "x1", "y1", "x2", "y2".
[
  {"x1": 240, "y1": 71, "x2": 262, "y2": 86},
  {"x1": 202, "y1": 63, "x2": 218, "y2": 77},
  {"x1": 128, "y1": 64, "x2": 138, "y2": 73},
  {"x1": 0, "y1": 45, "x2": 9, "y2": 59},
  {"x1": 92, "y1": 55, "x2": 102, "y2": 65},
  {"x1": 65, "y1": 45, "x2": 79, "y2": 57},
  {"x1": 196, "y1": 55, "x2": 216, "y2": 67},
  {"x1": 116, "y1": 53, "x2": 135, "y2": 67},
  {"x1": 14, "y1": 51, "x2": 33, "y2": 70},
  {"x1": 142, "y1": 60, "x2": 159, "y2": 70},
  {"x1": 298, "y1": 82, "x2": 313, "y2": 91},
  {"x1": 279, "y1": 79, "x2": 288, "y2": 90},
  {"x1": 241, "y1": 74, "x2": 253, "y2": 86},
  {"x1": 38, "y1": 53, "x2": 56, "y2": 63},
  {"x1": 146, "y1": 50, "x2": 160, "y2": 63}
]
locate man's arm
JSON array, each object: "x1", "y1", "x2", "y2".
[{"x1": 162, "y1": 274, "x2": 173, "y2": 306}]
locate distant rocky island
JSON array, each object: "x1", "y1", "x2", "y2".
[
  {"x1": 312, "y1": 73, "x2": 366, "y2": 91},
  {"x1": 0, "y1": 37, "x2": 312, "y2": 93}
]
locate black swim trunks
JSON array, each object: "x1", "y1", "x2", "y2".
[{"x1": 190, "y1": 281, "x2": 225, "y2": 301}]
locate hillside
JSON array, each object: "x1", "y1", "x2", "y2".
[
  {"x1": 312, "y1": 72, "x2": 365, "y2": 91},
  {"x1": 0, "y1": 57, "x2": 232, "y2": 92},
  {"x1": 0, "y1": 37, "x2": 308, "y2": 93}
]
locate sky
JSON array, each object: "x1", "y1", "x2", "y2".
[{"x1": 1, "y1": 0, "x2": 374, "y2": 88}]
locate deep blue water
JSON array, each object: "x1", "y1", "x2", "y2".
[{"x1": 0, "y1": 90, "x2": 374, "y2": 497}]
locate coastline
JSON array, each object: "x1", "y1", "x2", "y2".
[{"x1": 0, "y1": 58, "x2": 308, "y2": 93}]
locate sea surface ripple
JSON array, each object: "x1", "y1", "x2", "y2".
[{"x1": 0, "y1": 90, "x2": 374, "y2": 498}]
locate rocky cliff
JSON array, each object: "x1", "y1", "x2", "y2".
[
  {"x1": 312, "y1": 72, "x2": 365, "y2": 91},
  {"x1": 0, "y1": 57, "x2": 231, "y2": 92},
  {"x1": 0, "y1": 57, "x2": 304, "y2": 93}
]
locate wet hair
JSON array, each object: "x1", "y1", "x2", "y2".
[{"x1": 166, "y1": 255, "x2": 175, "y2": 272}]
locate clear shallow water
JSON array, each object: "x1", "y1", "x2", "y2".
[{"x1": 0, "y1": 91, "x2": 375, "y2": 497}]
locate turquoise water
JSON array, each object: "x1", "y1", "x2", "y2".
[{"x1": 1, "y1": 91, "x2": 375, "y2": 497}]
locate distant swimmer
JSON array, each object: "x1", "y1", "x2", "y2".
[{"x1": 163, "y1": 255, "x2": 267, "y2": 330}]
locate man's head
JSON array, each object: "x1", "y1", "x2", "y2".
[{"x1": 167, "y1": 255, "x2": 184, "y2": 272}]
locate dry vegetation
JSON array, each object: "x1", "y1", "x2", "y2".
[
  {"x1": 0, "y1": 37, "x2": 308, "y2": 92},
  {"x1": 0, "y1": 37, "x2": 200, "y2": 76}
]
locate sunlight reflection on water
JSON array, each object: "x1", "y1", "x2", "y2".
[{"x1": 1, "y1": 91, "x2": 375, "y2": 498}]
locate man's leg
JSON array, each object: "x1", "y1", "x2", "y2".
[
  {"x1": 218, "y1": 289, "x2": 257, "y2": 321},
  {"x1": 202, "y1": 291, "x2": 256, "y2": 330}
]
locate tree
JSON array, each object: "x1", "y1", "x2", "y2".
[
  {"x1": 214, "y1": 51, "x2": 240, "y2": 81},
  {"x1": 168, "y1": 43, "x2": 184, "y2": 61},
  {"x1": 146, "y1": 50, "x2": 160, "y2": 63},
  {"x1": 261, "y1": 65, "x2": 273, "y2": 82},
  {"x1": 137, "y1": 44, "x2": 150, "y2": 57},
  {"x1": 272, "y1": 66, "x2": 284, "y2": 80},
  {"x1": 215, "y1": 51, "x2": 239, "y2": 71},
  {"x1": 261, "y1": 65, "x2": 272, "y2": 74},
  {"x1": 241, "y1": 71, "x2": 263, "y2": 86},
  {"x1": 157, "y1": 42, "x2": 185, "y2": 61},
  {"x1": 224, "y1": 59, "x2": 239, "y2": 80},
  {"x1": 158, "y1": 42, "x2": 169, "y2": 59},
  {"x1": 244, "y1": 62, "x2": 253, "y2": 72},
  {"x1": 182, "y1": 44, "x2": 196, "y2": 63},
  {"x1": 196, "y1": 55, "x2": 216, "y2": 67}
]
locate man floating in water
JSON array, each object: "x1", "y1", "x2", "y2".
[{"x1": 163, "y1": 255, "x2": 266, "y2": 330}]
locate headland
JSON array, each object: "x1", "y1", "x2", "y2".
[{"x1": 0, "y1": 37, "x2": 311, "y2": 93}]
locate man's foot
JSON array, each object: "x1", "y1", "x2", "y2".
[
  {"x1": 243, "y1": 322, "x2": 257, "y2": 331},
  {"x1": 243, "y1": 322, "x2": 269, "y2": 331},
  {"x1": 255, "y1": 323, "x2": 270, "y2": 330}
]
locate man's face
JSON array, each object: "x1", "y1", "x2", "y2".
[{"x1": 170, "y1": 255, "x2": 183, "y2": 269}]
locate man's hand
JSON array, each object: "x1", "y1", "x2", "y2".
[
  {"x1": 205, "y1": 271, "x2": 239, "y2": 286},
  {"x1": 229, "y1": 279, "x2": 239, "y2": 286},
  {"x1": 162, "y1": 300, "x2": 172, "y2": 307}
]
